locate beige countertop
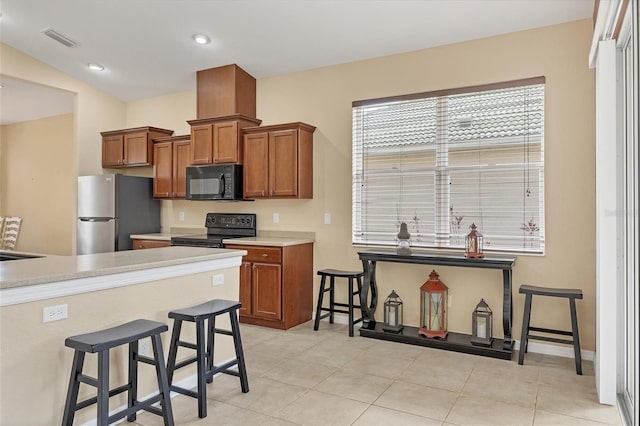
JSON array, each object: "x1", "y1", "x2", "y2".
[
  {"x1": 223, "y1": 236, "x2": 314, "y2": 247},
  {"x1": 0, "y1": 247, "x2": 246, "y2": 289},
  {"x1": 131, "y1": 230, "x2": 315, "y2": 247}
]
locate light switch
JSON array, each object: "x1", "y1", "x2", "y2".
[{"x1": 273, "y1": 213, "x2": 279, "y2": 224}]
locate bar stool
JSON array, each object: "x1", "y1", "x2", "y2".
[
  {"x1": 62, "y1": 319, "x2": 174, "y2": 426},
  {"x1": 518, "y1": 284, "x2": 584, "y2": 374},
  {"x1": 314, "y1": 269, "x2": 364, "y2": 337},
  {"x1": 165, "y1": 299, "x2": 249, "y2": 419}
]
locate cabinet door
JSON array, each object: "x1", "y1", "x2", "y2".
[
  {"x1": 269, "y1": 129, "x2": 298, "y2": 197},
  {"x1": 252, "y1": 262, "x2": 282, "y2": 320},
  {"x1": 213, "y1": 121, "x2": 240, "y2": 164},
  {"x1": 153, "y1": 142, "x2": 173, "y2": 198},
  {"x1": 243, "y1": 132, "x2": 270, "y2": 198},
  {"x1": 238, "y1": 261, "x2": 252, "y2": 316},
  {"x1": 132, "y1": 239, "x2": 171, "y2": 249},
  {"x1": 190, "y1": 124, "x2": 213, "y2": 165},
  {"x1": 173, "y1": 140, "x2": 191, "y2": 198},
  {"x1": 102, "y1": 134, "x2": 124, "y2": 167},
  {"x1": 124, "y1": 131, "x2": 150, "y2": 166}
]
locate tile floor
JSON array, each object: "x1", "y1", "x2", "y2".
[{"x1": 134, "y1": 321, "x2": 623, "y2": 426}]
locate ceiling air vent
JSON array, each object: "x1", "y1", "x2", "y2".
[{"x1": 41, "y1": 28, "x2": 78, "y2": 48}]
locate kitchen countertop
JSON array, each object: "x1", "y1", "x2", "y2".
[
  {"x1": 0, "y1": 246, "x2": 246, "y2": 289},
  {"x1": 223, "y1": 236, "x2": 314, "y2": 247}
]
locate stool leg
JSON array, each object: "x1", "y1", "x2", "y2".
[
  {"x1": 230, "y1": 311, "x2": 250, "y2": 393},
  {"x1": 518, "y1": 293, "x2": 533, "y2": 366},
  {"x1": 314, "y1": 275, "x2": 327, "y2": 331},
  {"x1": 569, "y1": 298, "x2": 583, "y2": 375},
  {"x1": 206, "y1": 316, "x2": 215, "y2": 384},
  {"x1": 62, "y1": 350, "x2": 85, "y2": 426},
  {"x1": 96, "y1": 349, "x2": 110, "y2": 426},
  {"x1": 166, "y1": 319, "x2": 182, "y2": 385},
  {"x1": 151, "y1": 333, "x2": 175, "y2": 426},
  {"x1": 329, "y1": 276, "x2": 335, "y2": 324},
  {"x1": 127, "y1": 341, "x2": 139, "y2": 422},
  {"x1": 195, "y1": 319, "x2": 208, "y2": 418},
  {"x1": 348, "y1": 276, "x2": 355, "y2": 337}
]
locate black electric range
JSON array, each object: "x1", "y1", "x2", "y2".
[{"x1": 170, "y1": 213, "x2": 256, "y2": 248}]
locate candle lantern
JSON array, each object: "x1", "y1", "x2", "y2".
[
  {"x1": 397, "y1": 222, "x2": 411, "y2": 255},
  {"x1": 383, "y1": 290, "x2": 404, "y2": 333},
  {"x1": 465, "y1": 223, "x2": 484, "y2": 258},
  {"x1": 418, "y1": 270, "x2": 448, "y2": 339},
  {"x1": 471, "y1": 299, "x2": 493, "y2": 346}
]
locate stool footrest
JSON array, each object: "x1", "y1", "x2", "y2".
[
  {"x1": 528, "y1": 334, "x2": 576, "y2": 346},
  {"x1": 109, "y1": 394, "x2": 163, "y2": 425},
  {"x1": 320, "y1": 307, "x2": 350, "y2": 315},
  {"x1": 213, "y1": 328, "x2": 233, "y2": 336},
  {"x1": 178, "y1": 340, "x2": 198, "y2": 350},
  {"x1": 529, "y1": 326, "x2": 573, "y2": 336},
  {"x1": 171, "y1": 385, "x2": 199, "y2": 399},
  {"x1": 143, "y1": 405, "x2": 164, "y2": 417},
  {"x1": 174, "y1": 356, "x2": 198, "y2": 370},
  {"x1": 210, "y1": 359, "x2": 239, "y2": 376},
  {"x1": 137, "y1": 354, "x2": 157, "y2": 365},
  {"x1": 77, "y1": 373, "x2": 99, "y2": 388}
]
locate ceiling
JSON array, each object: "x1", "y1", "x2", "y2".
[{"x1": 0, "y1": 0, "x2": 593, "y2": 123}]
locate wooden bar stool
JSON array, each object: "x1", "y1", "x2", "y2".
[
  {"x1": 314, "y1": 269, "x2": 364, "y2": 337},
  {"x1": 518, "y1": 284, "x2": 584, "y2": 374},
  {"x1": 165, "y1": 299, "x2": 249, "y2": 419},
  {"x1": 62, "y1": 319, "x2": 174, "y2": 426}
]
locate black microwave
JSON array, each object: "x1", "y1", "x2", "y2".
[{"x1": 185, "y1": 165, "x2": 244, "y2": 200}]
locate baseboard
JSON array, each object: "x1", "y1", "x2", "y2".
[{"x1": 314, "y1": 313, "x2": 595, "y2": 361}]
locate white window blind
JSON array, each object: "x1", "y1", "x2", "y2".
[{"x1": 352, "y1": 77, "x2": 545, "y2": 254}]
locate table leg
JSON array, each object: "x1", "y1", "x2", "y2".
[
  {"x1": 360, "y1": 259, "x2": 378, "y2": 329},
  {"x1": 502, "y1": 268, "x2": 513, "y2": 350}
]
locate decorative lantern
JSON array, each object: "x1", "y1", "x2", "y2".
[
  {"x1": 397, "y1": 222, "x2": 411, "y2": 255},
  {"x1": 471, "y1": 299, "x2": 493, "y2": 346},
  {"x1": 465, "y1": 223, "x2": 484, "y2": 258},
  {"x1": 383, "y1": 290, "x2": 404, "y2": 333},
  {"x1": 418, "y1": 270, "x2": 448, "y2": 339}
]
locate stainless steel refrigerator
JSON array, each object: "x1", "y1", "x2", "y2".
[{"x1": 77, "y1": 174, "x2": 161, "y2": 254}]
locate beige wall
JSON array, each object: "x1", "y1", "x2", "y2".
[
  {"x1": 128, "y1": 20, "x2": 596, "y2": 350},
  {"x1": 0, "y1": 267, "x2": 239, "y2": 425},
  {"x1": 0, "y1": 114, "x2": 74, "y2": 254}
]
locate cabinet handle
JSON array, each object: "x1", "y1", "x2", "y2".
[
  {"x1": 261, "y1": 253, "x2": 268, "y2": 257},
  {"x1": 252, "y1": 265, "x2": 256, "y2": 270},
  {"x1": 270, "y1": 190, "x2": 274, "y2": 196}
]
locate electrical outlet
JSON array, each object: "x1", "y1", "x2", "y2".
[
  {"x1": 324, "y1": 213, "x2": 331, "y2": 225},
  {"x1": 42, "y1": 304, "x2": 68, "y2": 323},
  {"x1": 178, "y1": 211, "x2": 185, "y2": 221},
  {"x1": 139, "y1": 337, "x2": 152, "y2": 357},
  {"x1": 273, "y1": 213, "x2": 279, "y2": 224},
  {"x1": 212, "y1": 274, "x2": 224, "y2": 286}
]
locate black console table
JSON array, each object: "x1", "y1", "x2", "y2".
[{"x1": 357, "y1": 249, "x2": 516, "y2": 360}]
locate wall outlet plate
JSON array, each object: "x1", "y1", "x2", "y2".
[
  {"x1": 212, "y1": 274, "x2": 224, "y2": 286},
  {"x1": 273, "y1": 213, "x2": 279, "y2": 224},
  {"x1": 43, "y1": 304, "x2": 68, "y2": 323}
]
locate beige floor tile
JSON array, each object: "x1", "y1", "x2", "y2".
[
  {"x1": 462, "y1": 369, "x2": 538, "y2": 408},
  {"x1": 374, "y1": 380, "x2": 457, "y2": 421},
  {"x1": 538, "y1": 365, "x2": 598, "y2": 395},
  {"x1": 398, "y1": 349, "x2": 475, "y2": 392},
  {"x1": 259, "y1": 416, "x2": 302, "y2": 426},
  {"x1": 251, "y1": 333, "x2": 325, "y2": 359},
  {"x1": 240, "y1": 324, "x2": 284, "y2": 348},
  {"x1": 244, "y1": 349, "x2": 285, "y2": 377},
  {"x1": 342, "y1": 352, "x2": 414, "y2": 379},
  {"x1": 314, "y1": 369, "x2": 393, "y2": 403},
  {"x1": 275, "y1": 390, "x2": 369, "y2": 426},
  {"x1": 536, "y1": 386, "x2": 622, "y2": 425},
  {"x1": 292, "y1": 335, "x2": 367, "y2": 368},
  {"x1": 207, "y1": 375, "x2": 307, "y2": 416},
  {"x1": 474, "y1": 356, "x2": 540, "y2": 383},
  {"x1": 363, "y1": 338, "x2": 425, "y2": 361},
  {"x1": 533, "y1": 410, "x2": 615, "y2": 425},
  {"x1": 352, "y1": 405, "x2": 442, "y2": 425},
  {"x1": 261, "y1": 357, "x2": 337, "y2": 388},
  {"x1": 445, "y1": 395, "x2": 535, "y2": 426}
]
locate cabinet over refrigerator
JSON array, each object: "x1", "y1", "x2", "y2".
[{"x1": 77, "y1": 174, "x2": 160, "y2": 254}]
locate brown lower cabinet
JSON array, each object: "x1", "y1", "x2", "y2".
[
  {"x1": 131, "y1": 239, "x2": 171, "y2": 249},
  {"x1": 225, "y1": 243, "x2": 313, "y2": 330}
]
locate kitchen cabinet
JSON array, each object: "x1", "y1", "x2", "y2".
[
  {"x1": 101, "y1": 127, "x2": 174, "y2": 168},
  {"x1": 225, "y1": 243, "x2": 314, "y2": 330},
  {"x1": 242, "y1": 122, "x2": 315, "y2": 199},
  {"x1": 197, "y1": 64, "x2": 256, "y2": 119},
  {"x1": 131, "y1": 239, "x2": 171, "y2": 249},
  {"x1": 152, "y1": 134, "x2": 191, "y2": 198},
  {"x1": 187, "y1": 115, "x2": 261, "y2": 165}
]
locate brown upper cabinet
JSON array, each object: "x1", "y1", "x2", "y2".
[
  {"x1": 187, "y1": 115, "x2": 261, "y2": 165},
  {"x1": 101, "y1": 127, "x2": 174, "y2": 168},
  {"x1": 197, "y1": 64, "x2": 256, "y2": 119},
  {"x1": 242, "y1": 122, "x2": 315, "y2": 199},
  {"x1": 152, "y1": 134, "x2": 191, "y2": 199}
]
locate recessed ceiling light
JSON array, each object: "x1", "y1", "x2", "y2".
[
  {"x1": 193, "y1": 34, "x2": 210, "y2": 45},
  {"x1": 88, "y1": 63, "x2": 104, "y2": 71}
]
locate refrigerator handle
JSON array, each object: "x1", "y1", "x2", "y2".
[{"x1": 78, "y1": 218, "x2": 113, "y2": 222}]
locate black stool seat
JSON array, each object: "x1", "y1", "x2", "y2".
[
  {"x1": 62, "y1": 319, "x2": 174, "y2": 426},
  {"x1": 518, "y1": 284, "x2": 584, "y2": 375},
  {"x1": 166, "y1": 299, "x2": 248, "y2": 419},
  {"x1": 314, "y1": 269, "x2": 364, "y2": 337}
]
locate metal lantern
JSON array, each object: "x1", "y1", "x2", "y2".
[
  {"x1": 383, "y1": 290, "x2": 404, "y2": 333},
  {"x1": 465, "y1": 223, "x2": 484, "y2": 258},
  {"x1": 418, "y1": 270, "x2": 448, "y2": 339},
  {"x1": 471, "y1": 299, "x2": 493, "y2": 346},
  {"x1": 397, "y1": 222, "x2": 411, "y2": 255}
]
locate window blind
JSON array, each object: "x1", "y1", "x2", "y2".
[{"x1": 352, "y1": 78, "x2": 545, "y2": 254}]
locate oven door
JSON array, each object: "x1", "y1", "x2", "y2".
[{"x1": 186, "y1": 166, "x2": 226, "y2": 200}]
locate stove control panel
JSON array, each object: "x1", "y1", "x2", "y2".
[{"x1": 205, "y1": 213, "x2": 256, "y2": 230}]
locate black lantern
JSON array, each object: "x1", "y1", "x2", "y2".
[
  {"x1": 465, "y1": 223, "x2": 484, "y2": 258},
  {"x1": 397, "y1": 222, "x2": 411, "y2": 255},
  {"x1": 471, "y1": 299, "x2": 493, "y2": 346},
  {"x1": 383, "y1": 290, "x2": 404, "y2": 333}
]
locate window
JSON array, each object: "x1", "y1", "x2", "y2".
[{"x1": 352, "y1": 77, "x2": 545, "y2": 254}]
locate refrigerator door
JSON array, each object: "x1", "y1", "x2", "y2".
[
  {"x1": 77, "y1": 174, "x2": 116, "y2": 218},
  {"x1": 77, "y1": 218, "x2": 116, "y2": 254}
]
